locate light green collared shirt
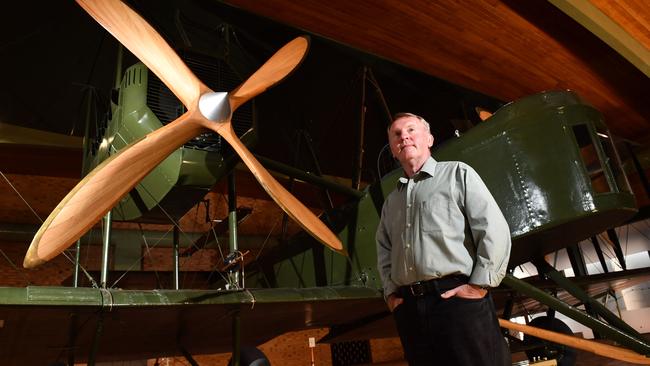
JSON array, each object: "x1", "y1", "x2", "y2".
[{"x1": 376, "y1": 157, "x2": 511, "y2": 297}]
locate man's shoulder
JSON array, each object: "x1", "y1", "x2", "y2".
[
  {"x1": 434, "y1": 160, "x2": 476, "y2": 174},
  {"x1": 385, "y1": 185, "x2": 402, "y2": 201}
]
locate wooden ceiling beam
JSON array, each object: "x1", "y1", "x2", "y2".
[{"x1": 549, "y1": 0, "x2": 650, "y2": 77}]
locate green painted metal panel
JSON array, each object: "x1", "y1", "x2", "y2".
[
  {"x1": 90, "y1": 63, "x2": 183, "y2": 221},
  {"x1": 327, "y1": 190, "x2": 382, "y2": 289},
  {"x1": 433, "y1": 90, "x2": 636, "y2": 264},
  {"x1": 178, "y1": 147, "x2": 232, "y2": 186},
  {"x1": 273, "y1": 250, "x2": 318, "y2": 288}
]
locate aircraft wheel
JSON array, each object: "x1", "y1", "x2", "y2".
[
  {"x1": 228, "y1": 346, "x2": 270, "y2": 366},
  {"x1": 523, "y1": 316, "x2": 577, "y2": 366}
]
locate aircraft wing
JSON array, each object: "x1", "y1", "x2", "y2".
[
  {"x1": 0, "y1": 286, "x2": 385, "y2": 365},
  {"x1": 2, "y1": 270, "x2": 649, "y2": 364}
]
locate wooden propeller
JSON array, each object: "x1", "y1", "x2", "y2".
[
  {"x1": 23, "y1": 0, "x2": 345, "y2": 268},
  {"x1": 499, "y1": 319, "x2": 650, "y2": 365}
]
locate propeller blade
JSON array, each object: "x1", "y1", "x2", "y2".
[
  {"x1": 212, "y1": 124, "x2": 345, "y2": 255},
  {"x1": 229, "y1": 36, "x2": 309, "y2": 111},
  {"x1": 24, "y1": 113, "x2": 205, "y2": 268},
  {"x1": 76, "y1": 0, "x2": 208, "y2": 107},
  {"x1": 220, "y1": 36, "x2": 345, "y2": 253}
]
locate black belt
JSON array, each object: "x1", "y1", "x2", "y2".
[{"x1": 398, "y1": 275, "x2": 468, "y2": 297}]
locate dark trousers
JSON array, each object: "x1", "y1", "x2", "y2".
[{"x1": 393, "y1": 282, "x2": 510, "y2": 365}]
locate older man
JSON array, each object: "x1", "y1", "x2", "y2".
[{"x1": 376, "y1": 113, "x2": 512, "y2": 365}]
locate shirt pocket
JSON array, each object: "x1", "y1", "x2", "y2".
[{"x1": 420, "y1": 199, "x2": 451, "y2": 232}]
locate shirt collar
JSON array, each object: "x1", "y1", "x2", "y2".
[{"x1": 397, "y1": 157, "x2": 437, "y2": 186}]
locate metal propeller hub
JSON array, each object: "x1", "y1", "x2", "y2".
[{"x1": 198, "y1": 92, "x2": 231, "y2": 122}]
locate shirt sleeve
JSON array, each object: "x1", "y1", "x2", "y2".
[
  {"x1": 376, "y1": 200, "x2": 399, "y2": 299},
  {"x1": 462, "y1": 165, "x2": 511, "y2": 288}
]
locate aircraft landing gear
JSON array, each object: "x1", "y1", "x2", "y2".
[
  {"x1": 523, "y1": 316, "x2": 577, "y2": 366},
  {"x1": 228, "y1": 346, "x2": 270, "y2": 366}
]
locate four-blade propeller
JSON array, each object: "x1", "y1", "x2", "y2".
[{"x1": 23, "y1": 0, "x2": 345, "y2": 268}]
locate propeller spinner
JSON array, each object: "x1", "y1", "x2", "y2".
[{"x1": 23, "y1": 0, "x2": 345, "y2": 268}]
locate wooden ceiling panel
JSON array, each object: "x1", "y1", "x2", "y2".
[
  {"x1": 223, "y1": 0, "x2": 650, "y2": 141},
  {"x1": 591, "y1": 0, "x2": 650, "y2": 50}
]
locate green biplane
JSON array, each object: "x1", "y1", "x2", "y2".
[{"x1": 1, "y1": 1, "x2": 650, "y2": 366}]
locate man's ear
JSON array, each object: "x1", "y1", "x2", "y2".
[{"x1": 428, "y1": 134, "x2": 434, "y2": 147}]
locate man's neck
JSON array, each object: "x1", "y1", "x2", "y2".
[{"x1": 402, "y1": 156, "x2": 429, "y2": 178}]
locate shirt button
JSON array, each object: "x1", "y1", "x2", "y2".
[
  {"x1": 407, "y1": 203, "x2": 412, "y2": 208},
  {"x1": 435, "y1": 271, "x2": 441, "y2": 277},
  {"x1": 409, "y1": 267, "x2": 413, "y2": 271},
  {"x1": 406, "y1": 223, "x2": 411, "y2": 228},
  {"x1": 405, "y1": 244, "x2": 410, "y2": 249}
]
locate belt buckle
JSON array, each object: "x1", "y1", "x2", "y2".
[{"x1": 410, "y1": 281, "x2": 425, "y2": 296}]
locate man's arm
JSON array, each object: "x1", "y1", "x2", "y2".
[
  {"x1": 462, "y1": 165, "x2": 512, "y2": 288},
  {"x1": 376, "y1": 202, "x2": 400, "y2": 304}
]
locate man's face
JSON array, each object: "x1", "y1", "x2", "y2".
[{"x1": 388, "y1": 116, "x2": 434, "y2": 166}]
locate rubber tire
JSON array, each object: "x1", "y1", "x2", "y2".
[
  {"x1": 228, "y1": 346, "x2": 270, "y2": 366},
  {"x1": 523, "y1": 316, "x2": 577, "y2": 366}
]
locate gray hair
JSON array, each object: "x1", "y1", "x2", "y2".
[{"x1": 389, "y1": 112, "x2": 431, "y2": 132}]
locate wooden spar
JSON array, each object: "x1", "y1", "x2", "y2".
[{"x1": 499, "y1": 318, "x2": 650, "y2": 365}]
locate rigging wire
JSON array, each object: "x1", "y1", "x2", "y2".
[
  {"x1": 68, "y1": 249, "x2": 99, "y2": 288},
  {"x1": 99, "y1": 137, "x2": 227, "y2": 288},
  {"x1": 206, "y1": 225, "x2": 230, "y2": 287},
  {"x1": 249, "y1": 216, "x2": 281, "y2": 288},
  {"x1": 580, "y1": 243, "x2": 602, "y2": 275},
  {"x1": 0, "y1": 170, "x2": 97, "y2": 286},
  {"x1": 141, "y1": 227, "x2": 167, "y2": 287},
  {"x1": 179, "y1": 197, "x2": 227, "y2": 289},
  {"x1": 0, "y1": 171, "x2": 43, "y2": 223},
  {"x1": 209, "y1": 192, "x2": 228, "y2": 263},
  {"x1": 109, "y1": 223, "x2": 173, "y2": 289},
  {"x1": 186, "y1": 194, "x2": 235, "y2": 288},
  {"x1": 187, "y1": 194, "x2": 228, "y2": 288},
  {"x1": 180, "y1": 202, "x2": 203, "y2": 289},
  {"x1": 623, "y1": 225, "x2": 630, "y2": 258},
  {"x1": 254, "y1": 216, "x2": 281, "y2": 261},
  {"x1": 630, "y1": 221, "x2": 650, "y2": 243},
  {"x1": 211, "y1": 225, "x2": 225, "y2": 263},
  {"x1": 109, "y1": 135, "x2": 212, "y2": 252},
  {"x1": 0, "y1": 248, "x2": 32, "y2": 286},
  {"x1": 137, "y1": 181, "x2": 231, "y2": 287},
  {"x1": 639, "y1": 220, "x2": 647, "y2": 233},
  {"x1": 597, "y1": 232, "x2": 623, "y2": 271},
  {"x1": 70, "y1": 32, "x2": 107, "y2": 136},
  {"x1": 376, "y1": 143, "x2": 392, "y2": 179}
]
